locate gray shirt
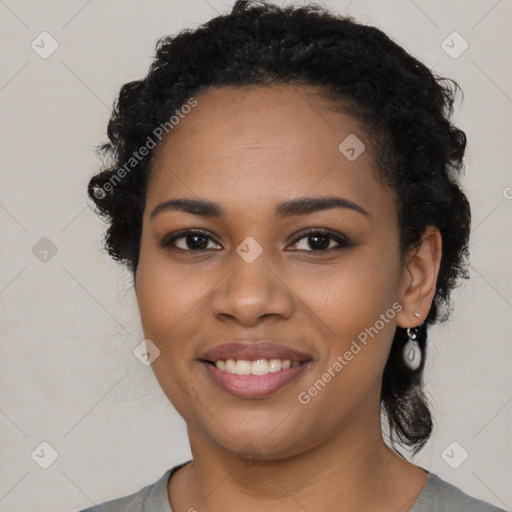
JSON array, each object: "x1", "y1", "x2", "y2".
[{"x1": 77, "y1": 460, "x2": 507, "y2": 512}]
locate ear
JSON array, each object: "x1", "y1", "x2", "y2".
[{"x1": 396, "y1": 226, "x2": 442, "y2": 328}]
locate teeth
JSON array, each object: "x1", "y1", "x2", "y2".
[
  {"x1": 251, "y1": 358, "x2": 269, "y2": 375},
  {"x1": 215, "y1": 358, "x2": 298, "y2": 375},
  {"x1": 235, "y1": 360, "x2": 251, "y2": 375},
  {"x1": 268, "y1": 358, "x2": 282, "y2": 372},
  {"x1": 225, "y1": 359, "x2": 236, "y2": 374}
]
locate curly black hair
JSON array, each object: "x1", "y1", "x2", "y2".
[{"x1": 88, "y1": 0, "x2": 471, "y2": 454}]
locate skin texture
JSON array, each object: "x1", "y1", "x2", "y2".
[{"x1": 135, "y1": 84, "x2": 442, "y2": 512}]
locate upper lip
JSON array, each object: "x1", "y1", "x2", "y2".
[{"x1": 199, "y1": 341, "x2": 312, "y2": 363}]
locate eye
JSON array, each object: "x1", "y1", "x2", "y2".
[
  {"x1": 161, "y1": 229, "x2": 222, "y2": 251},
  {"x1": 161, "y1": 228, "x2": 352, "y2": 254},
  {"x1": 288, "y1": 228, "x2": 352, "y2": 252}
]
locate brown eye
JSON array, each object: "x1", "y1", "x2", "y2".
[
  {"x1": 289, "y1": 229, "x2": 352, "y2": 252},
  {"x1": 161, "y1": 230, "x2": 222, "y2": 251}
]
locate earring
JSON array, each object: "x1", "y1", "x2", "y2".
[{"x1": 403, "y1": 327, "x2": 421, "y2": 370}]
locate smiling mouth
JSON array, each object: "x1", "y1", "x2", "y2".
[
  {"x1": 199, "y1": 357, "x2": 313, "y2": 399},
  {"x1": 200, "y1": 358, "x2": 312, "y2": 376}
]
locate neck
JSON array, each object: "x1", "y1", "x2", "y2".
[{"x1": 168, "y1": 410, "x2": 427, "y2": 512}]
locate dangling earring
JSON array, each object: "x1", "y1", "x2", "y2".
[{"x1": 403, "y1": 327, "x2": 421, "y2": 370}]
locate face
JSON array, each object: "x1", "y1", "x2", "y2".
[{"x1": 135, "y1": 84, "x2": 420, "y2": 460}]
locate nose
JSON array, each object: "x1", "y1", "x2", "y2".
[{"x1": 209, "y1": 250, "x2": 295, "y2": 327}]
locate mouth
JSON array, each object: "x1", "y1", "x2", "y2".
[
  {"x1": 198, "y1": 341, "x2": 314, "y2": 398},
  {"x1": 199, "y1": 357, "x2": 311, "y2": 376}
]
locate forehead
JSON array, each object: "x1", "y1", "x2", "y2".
[{"x1": 146, "y1": 84, "x2": 393, "y2": 220}]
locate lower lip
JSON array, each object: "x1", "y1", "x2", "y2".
[{"x1": 201, "y1": 361, "x2": 311, "y2": 399}]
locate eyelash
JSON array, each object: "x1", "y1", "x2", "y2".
[{"x1": 160, "y1": 228, "x2": 352, "y2": 254}]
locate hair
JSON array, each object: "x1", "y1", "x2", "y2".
[{"x1": 88, "y1": 0, "x2": 471, "y2": 453}]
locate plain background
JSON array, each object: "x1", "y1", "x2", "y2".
[{"x1": 0, "y1": 1, "x2": 511, "y2": 511}]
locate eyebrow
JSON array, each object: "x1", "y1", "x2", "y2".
[{"x1": 150, "y1": 195, "x2": 369, "y2": 220}]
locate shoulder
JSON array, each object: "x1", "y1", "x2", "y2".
[
  {"x1": 77, "y1": 486, "x2": 148, "y2": 512},
  {"x1": 75, "y1": 461, "x2": 191, "y2": 512},
  {"x1": 411, "y1": 472, "x2": 507, "y2": 512},
  {"x1": 76, "y1": 473, "x2": 167, "y2": 512}
]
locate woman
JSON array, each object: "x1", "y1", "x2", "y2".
[{"x1": 80, "y1": 1, "x2": 505, "y2": 510}]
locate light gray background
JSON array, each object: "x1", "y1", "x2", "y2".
[{"x1": 0, "y1": 1, "x2": 511, "y2": 511}]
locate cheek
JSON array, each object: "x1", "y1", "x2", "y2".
[
  {"x1": 290, "y1": 263, "x2": 401, "y2": 423},
  {"x1": 293, "y1": 248, "x2": 402, "y2": 390},
  {"x1": 136, "y1": 236, "x2": 402, "y2": 350},
  {"x1": 137, "y1": 264, "x2": 197, "y2": 334},
  {"x1": 294, "y1": 247, "x2": 401, "y2": 332},
  {"x1": 135, "y1": 225, "x2": 207, "y2": 336},
  {"x1": 135, "y1": 253, "x2": 210, "y2": 415}
]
